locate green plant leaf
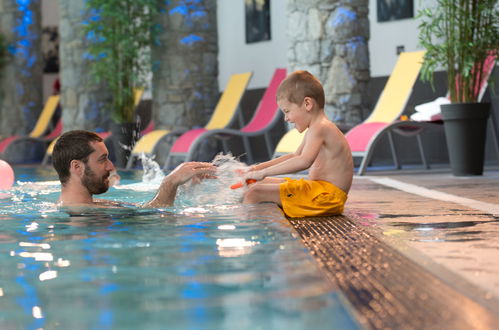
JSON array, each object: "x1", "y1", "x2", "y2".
[{"x1": 83, "y1": 0, "x2": 160, "y2": 123}]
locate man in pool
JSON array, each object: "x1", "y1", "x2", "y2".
[{"x1": 52, "y1": 130, "x2": 216, "y2": 208}]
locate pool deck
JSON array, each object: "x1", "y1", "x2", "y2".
[{"x1": 288, "y1": 165, "x2": 499, "y2": 329}]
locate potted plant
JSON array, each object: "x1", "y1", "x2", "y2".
[
  {"x1": 418, "y1": 0, "x2": 498, "y2": 176},
  {"x1": 83, "y1": 0, "x2": 158, "y2": 167}
]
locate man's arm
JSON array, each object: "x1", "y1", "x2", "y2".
[{"x1": 142, "y1": 162, "x2": 216, "y2": 208}]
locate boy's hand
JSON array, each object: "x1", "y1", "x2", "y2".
[{"x1": 244, "y1": 170, "x2": 265, "y2": 182}]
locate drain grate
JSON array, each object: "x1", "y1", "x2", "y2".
[{"x1": 289, "y1": 215, "x2": 499, "y2": 329}]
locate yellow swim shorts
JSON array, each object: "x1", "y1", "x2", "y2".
[{"x1": 279, "y1": 178, "x2": 347, "y2": 218}]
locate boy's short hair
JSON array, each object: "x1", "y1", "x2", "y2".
[
  {"x1": 277, "y1": 70, "x2": 325, "y2": 108},
  {"x1": 53, "y1": 130, "x2": 103, "y2": 184}
]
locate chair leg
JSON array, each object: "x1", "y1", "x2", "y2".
[
  {"x1": 357, "y1": 153, "x2": 369, "y2": 176},
  {"x1": 489, "y1": 111, "x2": 499, "y2": 161},
  {"x1": 42, "y1": 154, "x2": 50, "y2": 166},
  {"x1": 416, "y1": 134, "x2": 430, "y2": 169},
  {"x1": 237, "y1": 108, "x2": 245, "y2": 128},
  {"x1": 387, "y1": 131, "x2": 401, "y2": 169},
  {"x1": 185, "y1": 138, "x2": 202, "y2": 162},
  {"x1": 163, "y1": 154, "x2": 173, "y2": 170},
  {"x1": 125, "y1": 154, "x2": 135, "y2": 169},
  {"x1": 242, "y1": 136, "x2": 253, "y2": 164},
  {"x1": 264, "y1": 133, "x2": 273, "y2": 160},
  {"x1": 221, "y1": 140, "x2": 229, "y2": 154}
]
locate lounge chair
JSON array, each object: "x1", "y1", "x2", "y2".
[
  {"x1": 42, "y1": 89, "x2": 145, "y2": 165},
  {"x1": 163, "y1": 72, "x2": 253, "y2": 168},
  {"x1": 345, "y1": 51, "x2": 435, "y2": 175},
  {"x1": 128, "y1": 72, "x2": 251, "y2": 170},
  {"x1": 0, "y1": 95, "x2": 61, "y2": 163},
  {"x1": 125, "y1": 128, "x2": 170, "y2": 168},
  {"x1": 177, "y1": 68, "x2": 287, "y2": 164},
  {"x1": 272, "y1": 128, "x2": 306, "y2": 158},
  {"x1": 270, "y1": 51, "x2": 427, "y2": 173},
  {"x1": 349, "y1": 52, "x2": 498, "y2": 175},
  {"x1": 127, "y1": 72, "x2": 253, "y2": 169}
]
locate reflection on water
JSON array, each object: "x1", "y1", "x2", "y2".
[
  {"x1": 351, "y1": 202, "x2": 499, "y2": 301},
  {"x1": 353, "y1": 207, "x2": 498, "y2": 244},
  {"x1": 0, "y1": 165, "x2": 360, "y2": 329},
  {"x1": 384, "y1": 217, "x2": 499, "y2": 242}
]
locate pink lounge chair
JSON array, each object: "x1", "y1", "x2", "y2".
[
  {"x1": 181, "y1": 68, "x2": 287, "y2": 164},
  {"x1": 345, "y1": 51, "x2": 431, "y2": 175},
  {"x1": 163, "y1": 72, "x2": 253, "y2": 169},
  {"x1": 347, "y1": 52, "x2": 496, "y2": 175}
]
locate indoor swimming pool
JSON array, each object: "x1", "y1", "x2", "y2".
[{"x1": 0, "y1": 166, "x2": 361, "y2": 329}]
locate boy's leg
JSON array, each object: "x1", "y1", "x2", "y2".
[
  {"x1": 243, "y1": 177, "x2": 286, "y2": 206},
  {"x1": 243, "y1": 183, "x2": 281, "y2": 205},
  {"x1": 243, "y1": 177, "x2": 285, "y2": 205},
  {"x1": 259, "y1": 177, "x2": 286, "y2": 184}
]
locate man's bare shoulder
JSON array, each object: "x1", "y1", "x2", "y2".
[{"x1": 58, "y1": 199, "x2": 132, "y2": 209}]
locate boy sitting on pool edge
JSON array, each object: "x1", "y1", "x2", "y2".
[{"x1": 242, "y1": 70, "x2": 353, "y2": 218}]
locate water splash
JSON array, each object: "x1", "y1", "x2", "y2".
[
  {"x1": 175, "y1": 153, "x2": 250, "y2": 209},
  {"x1": 111, "y1": 153, "x2": 252, "y2": 210},
  {"x1": 139, "y1": 153, "x2": 164, "y2": 183}
]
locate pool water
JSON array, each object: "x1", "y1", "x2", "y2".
[{"x1": 0, "y1": 166, "x2": 361, "y2": 329}]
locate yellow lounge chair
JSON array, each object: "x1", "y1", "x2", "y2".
[
  {"x1": 42, "y1": 89, "x2": 144, "y2": 166},
  {"x1": 0, "y1": 95, "x2": 61, "y2": 163},
  {"x1": 164, "y1": 72, "x2": 252, "y2": 169},
  {"x1": 271, "y1": 51, "x2": 430, "y2": 174},
  {"x1": 348, "y1": 51, "x2": 497, "y2": 175},
  {"x1": 345, "y1": 51, "x2": 428, "y2": 175},
  {"x1": 272, "y1": 128, "x2": 306, "y2": 158},
  {"x1": 126, "y1": 72, "x2": 253, "y2": 169}
]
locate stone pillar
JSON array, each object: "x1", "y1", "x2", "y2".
[
  {"x1": 287, "y1": 0, "x2": 369, "y2": 125},
  {"x1": 152, "y1": 0, "x2": 219, "y2": 130},
  {"x1": 58, "y1": 0, "x2": 110, "y2": 132},
  {"x1": 0, "y1": 0, "x2": 43, "y2": 136}
]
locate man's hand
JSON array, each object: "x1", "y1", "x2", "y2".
[
  {"x1": 143, "y1": 162, "x2": 217, "y2": 208},
  {"x1": 167, "y1": 162, "x2": 217, "y2": 186}
]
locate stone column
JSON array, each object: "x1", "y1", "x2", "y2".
[
  {"x1": 58, "y1": 0, "x2": 110, "y2": 132},
  {"x1": 0, "y1": 0, "x2": 43, "y2": 136},
  {"x1": 152, "y1": 0, "x2": 219, "y2": 130},
  {"x1": 287, "y1": 0, "x2": 369, "y2": 125}
]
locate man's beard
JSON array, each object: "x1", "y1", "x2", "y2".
[{"x1": 82, "y1": 165, "x2": 109, "y2": 195}]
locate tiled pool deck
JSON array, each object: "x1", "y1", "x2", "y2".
[{"x1": 289, "y1": 165, "x2": 499, "y2": 329}]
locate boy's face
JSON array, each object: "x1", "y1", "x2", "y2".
[{"x1": 278, "y1": 97, "x2": 309, "y2": 133}]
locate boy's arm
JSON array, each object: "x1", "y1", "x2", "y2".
[
  {"x1": 247, "y1": 128, "x2": 323, "y2": 179},
  {"x1": 250, "y1": 136, "x2": 306, "y2": 171},
  {"x1": 250, "y1": 153, "x2": 294, "y2": 171}
]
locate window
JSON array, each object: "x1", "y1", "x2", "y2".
[
  {"x1": 245, "y1": 0, "x2": 271, "y2": 44},
  {"x1": 377, "y1": 0, "x2": 413, "y2": 22}
]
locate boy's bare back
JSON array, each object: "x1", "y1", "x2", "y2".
[{"x1": 303, "y1": 115, "x2": 353, "y2": 193}]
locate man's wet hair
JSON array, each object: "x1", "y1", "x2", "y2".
[
  {"x1": 276, "y1": 70, "x2": 325, "y2": 109},
  {"x1": 53, "y1": 130, "x2": 103, "y2": 184}
]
